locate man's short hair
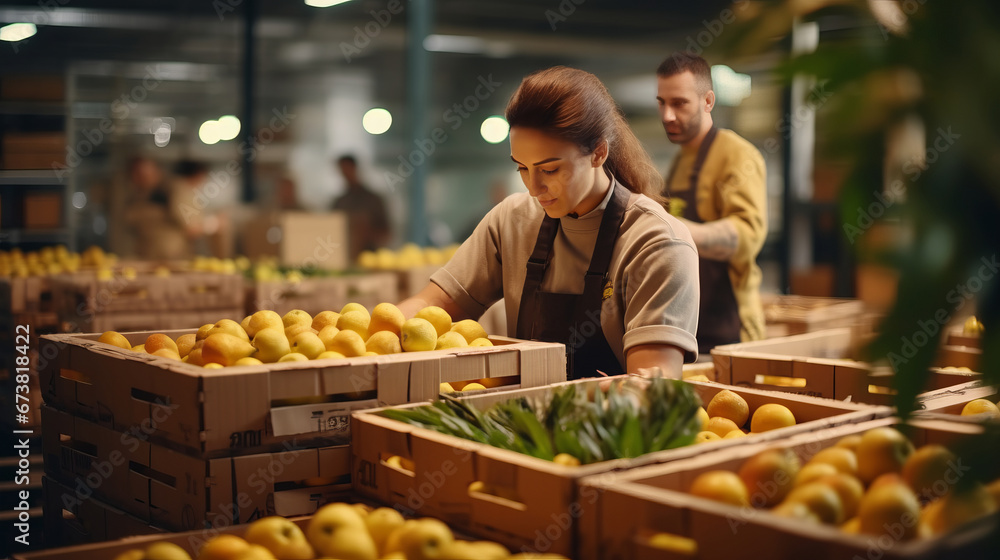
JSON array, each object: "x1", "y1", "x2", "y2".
[
  {"x1": 336, "y1": 155, "x2": 357, "y2": 166},
  {"x1": 657, "y1": 53, "x2": 713, "y2": 94}
]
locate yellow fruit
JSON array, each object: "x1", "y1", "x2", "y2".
[
  {"x1": 186, "y1": 347, "x2": 205, "y2": 366},
  {"x1": 856, "y1": 427, "x2": 914, "y2": 484},
  {"x1": 366, "y1": 331, "x2": 402, "y2": 355},
  {"x1": 144, "y1": 542, "x2": 192, "y2": 560},
  {"x1": 902, "y1": 444, "x2": 958, "y2": 499},
  {"x1": 439, "y1": 382, "x2": 455, "y2": 393},
  {"x1": 253, "y1": 328, "x2": 291, "y2": 363},
  {"x1": 196, "y1": 323, "x2": 215, "y2": 341},
  {"x1": 450, "y1": 319, "x2": 488, "y2": 343},
  {"x1": 400, "y1": 318, "x2": 438, "y2": 352},
  {"x1": 553, "y1": 453, "x2": 581, "y2": 467},
  {"x1": 234, "y1": 357, "x2": 263, "y2": 366},
  {"x1": 176, "y1": 333, "x2": 198, "y2": 358},
  {"x1": 783, "y1": 482, "x2": 844, "y2": 525},
  {"x1": 695, "y1": 431, "x2": 721, "y2": 443},
  {"x1": 795, "y1": 463, "x2": 840, "y2": 487},
  {"x1": 337, "y1": 310, "x2": 371, "y2": 340},
  {"x1": 816, "y1": 473, "x2": 865, "y2": 520},
  {"x1": 306, "y1": 503, "x2": 377, "y2": 560},
  {"x1": 202, "y1": 333, "x2": 257, "y2": 366},
  {"x1": 278, "y1": 353, "x2": 309, "y2": 363},
  {"x1": 750, "y1": 404, "x2": 796, "y2": 433},
  {"x1": 841, "y1": 516, "x2": 861, "y2": 533},
  {"x1": 112, "y1": 550, "x2": 145, "y2": 560},
  {"x1": 386, "y1": 517, "x2": 453, "y2": 560},
  {"x1": 203, "y1": 363, "x2": 224, "y2": 369},
  {"x1": 836, "y1": 435, "x2": 863, "y2": 453},
  {"x1": 435, "y1": 331, "x2": 469, "y2": 350},
  {"x1": 311, "y1": 310, "x2": 341, "y2": 331},
  {"x1": 365, "y1": 507, "x2": 406, "y2": 556},
  {"x1": 469, "y1": 337, "x2": 493, "y2": 347},
  {"x1": 706, "y1": 390, "x2": 750, "y2": 427},
  {"x1": 145, "y1": 333, "x2": 178, "y2": 355},
  {"x1": 963, "y1": 315, "x2": 984, "y2": 335},
  {"x1": 415, "y1": 306, "x2": 453, "y2": 337},
  {"x1": 961, "y1": 399, "x2": 1000, "y2": 418},
  {"x1": 857, "y1": 481, "x2": 921, "y2": 541},
  {"x1": 369, "y1": 303, "x2": 406, "y2": 336},
  {"x1": 329, "y1": 330, "x2": 367, "y2": 357},
  {"x1": 245, "y1": 310, "x2": 283, "y2": 338},
  {"x1": 317, "y1": 325, "x2": 341, "y2": 350},
  {"x1": 923, "y1": 484, "x2": 998, "y2": 535},
  {"x1": 738, "y1": 448, "x2": 800, "y2": 508},
  {"x1": 340, "y1": 302, "x2": 370, "y2": 317},
  {"x1": 240, "y1": 315, "x2": 253, "y2": 333},
  {"x1": 316, "y1": 351, "x2": 346, "y2": 360},
  {"x1": 646, "y1": 533, "x2": 697, "y2": 555},
  {"x1": 98, "y1": 331, "x2": 132, "y2": 350},
  {"x1": 206, "y1": 319, "x2": 251, "y2": 342},
  {"x1": 461, "y1": 382, "x2": 486, "y2": 392},
  {"x1": 724, "y1": 429, "x2": 747, "y2": 439},
  {"x1": 283, "y1": 322, "x2": 315, "y2": 342},
  {"x1": 243, "y1": 516, "x2": 314, "y2": 560},
  {"x1": 199, "y1": 535, "x2": 252, "y2": 560},
  {"x1": 808, "y1": 447, "x2": 858, "y2": 477},
  {"x1": 771, "y1": 500, "x2": 820, "y2": 523},
  {"x1": 439, "y1": 541, "x2": 509, "y2": 560},
  {"x1": 282, "y1": 309, "x2": 313, "y2": 329},
  {"x1": 696, "y1": 407, "x2": 710, "y2": 431},
  {"x1": 152, "y1": 348, "x2": 181, "y2": 360},
  {"x1": 132, "y1": 344, "x2": 146, "y2": 353},
  {"x1": 688, "y1": 470, "x2": 750, "y2": 507},
  {"x1": 705, "y1": 416, "x2": 741, "y2": 438},
  {"x1": 290, "y1": 332, "x2": 326, "y2": 359},
  {"x1": 986, "y1": 478, "x2": 1000, "y2": 506}
]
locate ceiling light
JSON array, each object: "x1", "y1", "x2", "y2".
[
  {"x1": 199, "y1": 120, "x2": 221, "y2": 145},
  {"x1": 0, "y1": 23, "x2": 36, "y2": 42},
  {"x1": 711, "y1": 65, "x2": 752, "y2": 107},
  {"x1": 304, "y1": 0, "x2": 353, "y2": 7},
  {"x1": 217, "y1": 115, "x2": 241, "y2": 141},
  {"x1": 363, "y1": 108, "x2": 392, "y2": 135},
  {"x1": 480, "y1": 116, "x2": 509, "y2": 144},
  {"x1": 424, "y1": 34, "x2": 514, "y2": 57}
]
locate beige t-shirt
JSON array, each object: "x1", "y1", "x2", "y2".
[{"x1": 431, "y1": 183, "x2": 701, "y2": 365}]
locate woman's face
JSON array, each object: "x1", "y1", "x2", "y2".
[{"x1": 509, "y1": 127, "x2": 609, "y2": 219}]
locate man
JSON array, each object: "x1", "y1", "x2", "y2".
[
  {"x1": 656, "y1": 53, "x2": 767, "y2": 355},
  {"x1": 331, "y1": 155, "x2": 390, "y2": 261}
]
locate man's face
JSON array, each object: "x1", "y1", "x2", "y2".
[{"x1": 656, "y1": 71, "x2": 712, "y2": 145}]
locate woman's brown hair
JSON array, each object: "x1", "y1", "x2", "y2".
[{"x1": 505, "y1": 66, "x2": 664, "y2": 202}]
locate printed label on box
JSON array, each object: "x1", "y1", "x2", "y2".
[{"x1": 269, "y1": 398, "x2": 379, "y2": 438}]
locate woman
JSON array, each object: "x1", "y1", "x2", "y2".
[{"x1": 399, "y1": 66, "x2": 699, "y2": 379}]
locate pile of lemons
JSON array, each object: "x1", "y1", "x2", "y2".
[
  {"x1": 358, "y1": 243, "x2": 460, "y2": 270},
  {"x1": 691, "y1": 389, "x2": 797, "y2": 443},
  {"x1": 98, "y1": 303, "x2": 491, "y2": 368},
  {"x1": 0, "y1": 244, "x2": 93, "y2": 277},
  {"x1": 112, "y1": 503, "x2": 567, "y2": 559},
  {"x1": 681, "y1": 425, "x2": 1000, "y2": 546}
]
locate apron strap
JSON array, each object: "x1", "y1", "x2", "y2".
[
  {"x1": 516, "y1": 214, "x2": 560, "y2": 340},
  {"x1": 578, "y1": 183, "x2": 630, "y2": 310},
  {"x1": 664, "y1": 126, "x2": 719, "y2": 199}
]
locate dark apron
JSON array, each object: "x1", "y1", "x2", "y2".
[
  {"x1": 515, "y1": 182, "x2": 630, "y2": 380},
  {"x1": 667, "y1": 127, "x2": 741, "y2": 354}
]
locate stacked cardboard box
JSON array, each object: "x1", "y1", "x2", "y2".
[
  {"x1": 711, "y1": 328, "x2": 982, "y2": 405},
  {"x1": 351, "y1": 377, "x2": 890, "y2": 557},
  {"x1": 577, "y1": 417, "x2": 996, "y2": 560},
  {"x1": 50, "y1": 270, "x2": 244, "y2": 333},
  {"x1": 1, "y1": 279, "x2": 59, "y2": 430},
  {"x1": 246, "y1": 271, "x2": 398, "y2": 317},
  {"x1": 761, "y1": 294, "x2": 869, "y2": 338},
  {"x1": 37, "y1": 328, "x2": 565, "y2": 538}
]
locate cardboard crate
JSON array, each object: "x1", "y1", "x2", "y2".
[
  {"x1": 351, "y1": 378, "x2": 889, "y2": 557},
  {"x1": 712, "y1": 328, "x2": 982, "y2": 405},
  {"x1": 23, "y1": 192, "x2": 64, "y2": 229},
  {"x1": 245, "y1": 272, "x2": 398, "y2": 316},
  {"x1": 242, "y1": 211, "x2": 348, "y2": 269},
  {"x1": 51, "y1": 270, "x2": 244, "y2": 316},
  {"x1": 59, "y1": 308, "x2": 244, "y2": 334},
  {"x1": 916, "y1": 381, "x2": 999, "y2": 422},
  {"x1": 38, "y1": 330, "x2": 564, "y2": 458},
  {"x1": 41, "y1": 405, "x2": 352, "y2": 532},
  {"x1": 577, "y1": 417, "x2": 997, "y2": 560},
  {"x1": 945, "y1": 327, "x2": 981, "y2": 349},
  {"x1": 1, "y1": 277, "x2": 53, "y2": 314},
  {"x1": 42, "y1": 477, "x2": 164, "y2": 551},
  {"x1": 761, "y1": 294, "x2": 867, "y2": 338}
]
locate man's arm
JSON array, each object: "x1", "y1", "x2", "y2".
[
  {"x1": 626, "y1": 344, "x2": 685, "y2": 379},
  {"x1": 677, "y1": 218, "x2": 739, "y2": 261}
]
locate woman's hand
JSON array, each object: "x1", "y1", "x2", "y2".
[{"x1": 625, "y1": 344, "x2": 685, "y2": 380}]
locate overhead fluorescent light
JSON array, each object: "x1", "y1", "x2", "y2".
[
  {"x1": 423, "y1": 34, "x2": 513, "y2": 57},
  {"x1": 0, "y1": 22, "x2": 36, "y2": 42},
  {"x1": 304, "y1": 0, "x2": 353, "y2": 7}
]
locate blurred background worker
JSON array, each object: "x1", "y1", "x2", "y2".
[
  {"x1": 123, "y1": 155, "x2": 189, "y2": 260},
  {"x1": 331, "y1": 154, "x2": 391, "y2": 261},
  {"x1": 656, "y1": 53, "x2": 767, "y2": 356}
]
